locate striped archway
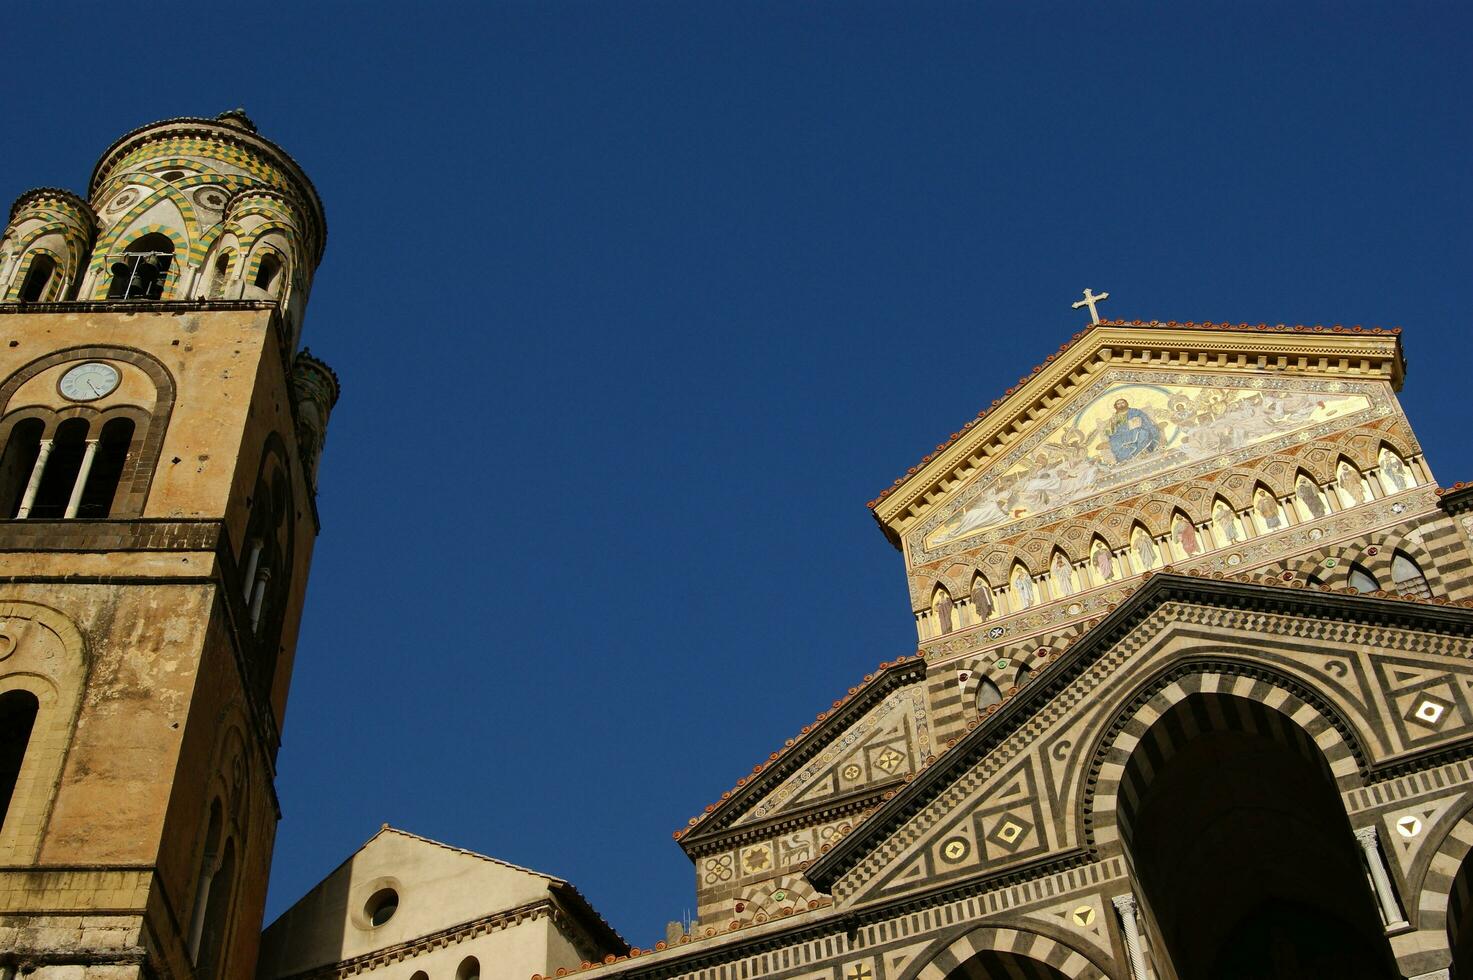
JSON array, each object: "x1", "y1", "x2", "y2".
[
  {"x1": 1083, "y1": 665, "x2": 1367, "y2": 851},
  {"x1": 906, "y1": 924, "x2": 1112, "y2": 980},
  {"x1": 1404, "y1": 802, "x2": 1473, "y2": 977}
]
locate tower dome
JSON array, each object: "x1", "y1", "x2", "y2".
[{"x1": 76, "y1": 111, "x2": 328, "y2": 347}]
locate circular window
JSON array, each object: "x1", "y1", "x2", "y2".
[{"x1": 365, "y1": 888, "x2": 398, "y2": 927}]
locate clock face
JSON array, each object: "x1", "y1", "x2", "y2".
[{"x1": 58, "y1": 362, "x2": 121, "y2": 402}]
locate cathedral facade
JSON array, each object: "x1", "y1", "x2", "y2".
[{"x1": 4, "y1": 115, "x2": 1473, "y2": 980}]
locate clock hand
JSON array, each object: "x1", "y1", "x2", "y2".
[{"x1": 88, "y1": 380, "x2": 101, "y2": 396}]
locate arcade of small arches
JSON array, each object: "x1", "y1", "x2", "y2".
[{"x1": 918, "y1": 445, "x2": 1426, "y2": 640}]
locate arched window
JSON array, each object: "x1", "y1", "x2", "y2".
[
  {"x1": 75, "y1": 418, "x2": 135, "y2": 518},
  {"x1": 27, "y1": 418, "x2": 89, "y2": 519},
  {"x1": 0, "y1": 690, "x2": 39, "y2": 833},
  {"x1": 1348, "y1": 562, "x2": 1380, "y2": 594},
  {"x1": 188, "y1": 800, "x2": 224, "y2": 962},
  {"x1": 207, "y1": 252, "x2": 232, "y2": 300},
  {"x1": 195, "y1": 835, "x2": 237, "y2": 979},
  {"x1": 0, "y1": 418, "x2": 44, "y2": 518},
  {"x1": 1014, "y1": 662, "x2": 1033, "y2": 689},
  {"x1": 456, "y1": 957, "x2": 481, "y2": 980},
  {"x1": 976, "y1": 677, "x2": 1002, "y2": 712},
  {"x1": 106, "y1": 233, "x2": 175, "y2": 300},
  {"x1": 242, "y1": 460, "x2": 294, "y2": 699},
  {"x1": 253, "y1": 253, "x2": 284, "y2": 296},
  {"x1": 17, "y1": 254, "x2": 56, "y2": 303},
  {"x1": 1391, "y1": 550, "x2": 1432, "y2": 600}
]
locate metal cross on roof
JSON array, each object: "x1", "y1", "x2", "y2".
[{"x1": 1072, "y1": 288, "x2": 1110, "y2": 325}]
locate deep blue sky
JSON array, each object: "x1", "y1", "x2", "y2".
[{"x1": 5, "y1": 1, "x2": 1471, "y2": 947}]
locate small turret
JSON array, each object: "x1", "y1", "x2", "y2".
[
  {"x1": 0, "y1": 188, "x2": 96, "y2": 302},
  {"x1": 291, "y1": 349, "x2": 341, "y2": 490}
]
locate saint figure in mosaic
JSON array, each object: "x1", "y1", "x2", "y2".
[
  {"x1": 970, "y1": 577, "x2": 993, "y2": 621},
  {"x1": 1173, "y1": 516, "x2": 1202, "y2": 556}
]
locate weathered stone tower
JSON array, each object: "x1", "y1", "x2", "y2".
[{"x1": 0, "y1": 112, "x2": 338, "y2": 980}]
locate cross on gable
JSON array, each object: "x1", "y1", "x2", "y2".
[{"x1": 1072, "y1": 287, "x2": 1110, "y2": 324}]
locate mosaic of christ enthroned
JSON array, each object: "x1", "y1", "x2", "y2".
[{"x1": 923, "y1": 378, "x2": 1374, "y2": 551}]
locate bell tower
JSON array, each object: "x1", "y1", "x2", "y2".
[{"x1": 0, "y1": 112, "x2": 338, "y2": 980}]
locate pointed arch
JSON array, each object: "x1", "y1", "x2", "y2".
[
  {"x1": 1348, "y1": 562, "x2": 1381, "y2": 594},
  {"x1": 976, "y1": 676, "x2": 1003, "y2": 713},
  {"x1": 1168, "y1": 510, "x2": 1204, "y2": 559},
  {"x1": 1292, "y1": 470, "x2": 1332, "y2": 521},
  {"x1": 931, "y1": 586, "x2": 955, "y2": 636},
  {"x1": 1251, "y1": 483, "x2": 1287, "y2": 533},
  {"x1": 1088, "y1": 536, "x2": 1117, "y2": 585},
  {"x1": 1335, "y1": 457, "x2": 1375, "y2": 507},
  {"x1": 1129, "y1": 523, "x2": 1159, "y2": 573},
  {"x1": 1009, "y1": 562, "x2": 1037, "y2": 611},
  {"x1": 1392, "y1": 549, "x2": 1433, "y2": 600},
  {"x1": 1378, "y1": 444, "x2": 1416, "y2": 493},
  {"x1": 1047, "y1": 549, "x2": 1076, "y2": 598},
  {"x1": 968, "y1": 572, "x2": 994, "y2": 624}
]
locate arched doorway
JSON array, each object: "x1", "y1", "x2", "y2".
[
  {"x1": 1116, "y1": 690, "x2": 1396, "y2": 979},
  {"x1": 943, "y1": 950, "x2": 1069, "y2": 979},
  {"x1": 912, "y1": 926, "x2": 1108, "y2": 980},
  {"x1": 1444, "y1": 836, "x2": 1473, "y2": 978}
]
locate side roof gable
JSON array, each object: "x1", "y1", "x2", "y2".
[
  {"x1": 676, "y1": 657, "x2": 927, "y2": 852},
  {"x1": 260, "y1": 825, "x2": 626, "y2": 979}
]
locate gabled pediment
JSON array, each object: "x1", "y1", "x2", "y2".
[
  {"x1": 804, "y1": 573, "x2": 1473, "y2": 905},
  {"x1": 677, "y1": 658, "x2": 927, "y2": 854},
  {"x1": 870, "y1": 322, "x2": 1405, "y2": 555}
]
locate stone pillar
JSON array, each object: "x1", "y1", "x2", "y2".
[
  {"x1": 249, "y1": 568, "x2": 272, "y2": 632},
  {"x1": 1354, "y1": 825, "x2": 1410, "y2": 931},
  {"x1": 15, "y1": 438, "x2": 54, "y2": 518},
  {"x1": 1112, "y1": 893, "x2": 1151, "y2": 980},
  {"x1": 62, "y1": 439, "x2": 100, "y2": 519},
  {"x1": 241, "y1": 540, "x2": 264, "y2": 602}
]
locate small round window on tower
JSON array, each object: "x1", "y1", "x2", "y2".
[{"x1": 365, "y1": 888, "x2": 398, "y2": 926}]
